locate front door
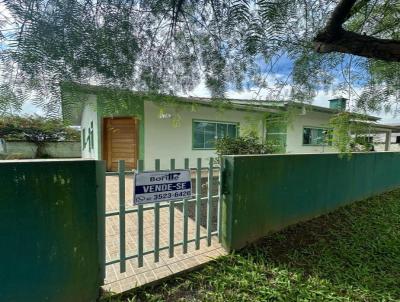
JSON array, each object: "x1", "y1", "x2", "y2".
[{"x1": 103, "y1": 117, "x2": 138, "y2": 171}]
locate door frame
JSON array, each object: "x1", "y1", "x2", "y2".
[{"x1": 102, "y1": 116, "x2": 140, "y2": 171}]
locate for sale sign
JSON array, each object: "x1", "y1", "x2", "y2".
[{"x1": 134, "y1": 170, "x2": 192, "y2": 205}]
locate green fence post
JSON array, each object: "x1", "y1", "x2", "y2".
[
  {"x1": 118, "y1": 160, "x2": 126, "y2": 273},
  {"x1": 218, "y1": 158, "x2": 224, "y2": 243},
  {"x1": 183, "y1": 158, "x2": 189, "y2": 254},
  {"x1": 154, "y1": 159, "x2": 160, "y2": 262},
  {"x1": 137, "y1": 159, "x2": 144, "y2": 267},
  {"x1": 96, "y1": 160, "x2": 106, "y2": 285},
  {"x1": 169, "y1": 158, "x2": 176, "y2": 258},
  {"x1": 195, "y1": 158, "x2": 202, "y2": 250},
  {"x1": 207, "y1": 158, "x2": 213, "y2": 246}
]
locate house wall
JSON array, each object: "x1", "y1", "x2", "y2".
[
  {"x1": 144, "y1": 101, "x2": 265, "y2": 169},
  {"x1": 81, "y1": 95, "x2": 100, "y2": 159},
  {"x1": 79, "y1": 93, "x2": 368, "y2": 168},
  {"x1": 373, "y1": 132, "x2": 400, "y2": 144},
  {"x1": 375, "y1": 143, "x2": 400, "y2": 152},
  {"x1": 286, "y1": 110, "x2": 336, "y2": 154}
]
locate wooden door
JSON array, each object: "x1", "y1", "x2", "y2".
[{"x1": 103, "y1": 117, "x2": 138, "y2": 171}]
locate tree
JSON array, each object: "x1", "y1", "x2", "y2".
[
  {"x1": 0, "y1": 84, "x2": 24, "y2": 115},
  {"x1": 314, "y1": 0, "x2": 400, "y2": 62},
  {"x1": 0, "y1": 115, "x2": 80, "y2": 157},
  {"x1": 0, "y1": 0, "x2": 399, "y2": 116}
]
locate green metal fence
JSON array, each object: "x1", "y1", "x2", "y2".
[
  {"x1": 221, "y1": 152, "x2": 400, "y2": 250},
  {"x1": 103, "y1": 158, "x2": 223, "y2": 273},
  {"x1": 0, "y1": 160, "x2": 104, "y2": 302}
]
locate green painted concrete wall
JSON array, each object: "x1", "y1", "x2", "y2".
[
  {"x1": 0, "y1": 160, "x2": 105, "y2": 302},
  {"x1": 221, "y1": 152, "x2": 400, "y2": 250}
]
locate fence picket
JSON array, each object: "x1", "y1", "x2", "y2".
[
  {"x1": 118, "y1": 160, "x2": 126, "y2": 273},
  {"x1": 207, "y1": 158, "x2": 213, "y2": 246},
  {"x1": 195, "y1": 158, "x2": 202, "y2": 250},
  {"x1": 137, "y1": 159, "x2": 144, "y2": 267},
  {"x1": 218, "y1": 158, "x2": 223, "y2": 243},
  {"x1": 154, "y1": 159, "x2": 161, "y2": 262},
  {"x1": 182, "y1": 158, "x2": 189, "y2": 254},
  {"x1": 169, "y1": 159, "x2": 175, "y2": 258}
]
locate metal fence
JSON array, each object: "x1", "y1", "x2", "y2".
[{"x1": 103, "y1": 158, "x2": 223, "y2": 274}]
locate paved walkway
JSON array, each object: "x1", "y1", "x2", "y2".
[{"x1": 103, "y1": 175, "x2": 227, "y2": 294}]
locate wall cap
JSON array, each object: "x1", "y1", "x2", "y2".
[
  {"x1": 0, "y1": 159, "x2": 96, "y2": 163},
  {"x1": 222, "y1": 151, "x2": 400, "y2": 157}
]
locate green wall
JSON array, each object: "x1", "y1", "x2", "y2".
[
  {"x1": 0, "y1": 160, "x2": 105, "y2": 302},
  {"x1": 221, "y1": 152, "x2": 400, "y2": 250}
]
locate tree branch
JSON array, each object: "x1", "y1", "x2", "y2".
[
  {"x1": 314, "y1": 0, "x2": 400, "y2": 62},
  {"x1": 315, "y1": 29, "x2": 400, "y2": 62},
  {"x1": 322, "y1": 0, "x2": 358, "y2": 36}
]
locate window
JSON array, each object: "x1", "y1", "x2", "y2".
[
  {"x1": 303, "y1": 127, "x2": 332, "y2": 146},
  {"x1": 396, "y1": 136, "x2": 400, "y2": 144},
  {"x1": 265, "y1": 124, "x2": 287, "y2": 152},
  {"x1": 193, "y1": 120, "x2": 238, "y2": 149}
]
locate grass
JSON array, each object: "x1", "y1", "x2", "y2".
[{"x1": 102, "y1": 189, "x2": 400, "y2": 302}]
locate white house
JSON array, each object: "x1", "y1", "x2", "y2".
[
  {"x1": 62, "y1": 83, "x2": 399, "y2": 171},
  {"x1": 367, "y1": 124, "x2": 400, "y2": 152}
]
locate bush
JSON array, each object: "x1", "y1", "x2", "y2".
[
  {"x1": 0, "y1": 115, "x2": 80, "y2": 158},
  {"x1": 215, "y1": 134, "x2": 277, "y2": 156},
  {"x1": 0, "y1": 115, "x2": 80, "y2": 142}
]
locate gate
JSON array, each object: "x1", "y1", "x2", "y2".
[{"x1": 100, "y1": 157, "x2": 223, "y2": 282}]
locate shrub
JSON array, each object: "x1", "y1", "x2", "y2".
[
  {"x1": 0, "y1": 115, "x2": 80, "y2": 157},
  {"x1": 215, "y1": 134, "x2": 277, "y2": 156},
  {"x1": 0, "y1": 115, "x2": 80, "y2": 142}
]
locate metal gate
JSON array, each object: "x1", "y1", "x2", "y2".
[{"x1": 100, "y1": 157, "x2": 223, "y2": 279}]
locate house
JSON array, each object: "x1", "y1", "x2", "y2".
[
  {"x1": 367, "y1": 124, "x2": 400, "y2": 151},
  {"x1": 62, "y1": 83, "x2": 399, "y2": 171}
]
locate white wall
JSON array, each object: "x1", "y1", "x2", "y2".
[
  {"x1": 80, "y1": 95, "x2": 100, "y2": 159},
  {"x1": 373, "y1": 132, "x2": 400, "y2": 144},
  {"x1": 5, "y1": 142, "x2": 37, "y2": 158},
  {"x1": 144, "y1": 101, "x2": 265, "y2": 169},
  {"x1": 286, "y1": 110, "x2": 336, "y2": 154},
  {"x1": 4, "y1": 141, "x2": 81, "y2": 158},
  {"x1": 375, "y1": 143, "x2": 400, "y2": 152},
  {"x1": 43, "y1": 142, "x2": 81, "y2": 158}
]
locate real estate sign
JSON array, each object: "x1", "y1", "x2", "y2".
[{"x1": 134, "y1": 170, "x2": 192, "y2": 205}]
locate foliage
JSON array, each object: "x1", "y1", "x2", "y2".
[
  {"x1": 103, "y1": 188, "x2": 400, "y2": 301},
  {"x1": 0, "y1": 115, "x2": 80, "y2": 142},
  {"x1": 329, "y1": 112, "x2": 354, "y2": 154},
  {"x1": 0, "y1": 85, "x2": 24, "y2": 115},
  {"x1": 0, "y1": 1, "x2": 399, "y2": 115},
  {"x1": 215, "y1": 134, "x2": 277, "y2": 156},
  {"x1": 329, "y1": 112, "x2": 376, "y2": 154},
  {"x1": 61, "y1": 82, "x2": 213, "y2": 126}
]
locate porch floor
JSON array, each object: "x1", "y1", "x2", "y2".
[{"x1": 103, "y1": 175, "x2": 227, "y2": 294}]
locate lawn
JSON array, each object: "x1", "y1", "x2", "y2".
[{"x1": 103, "y1": 189, "x2": 400, "y2": 302}]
